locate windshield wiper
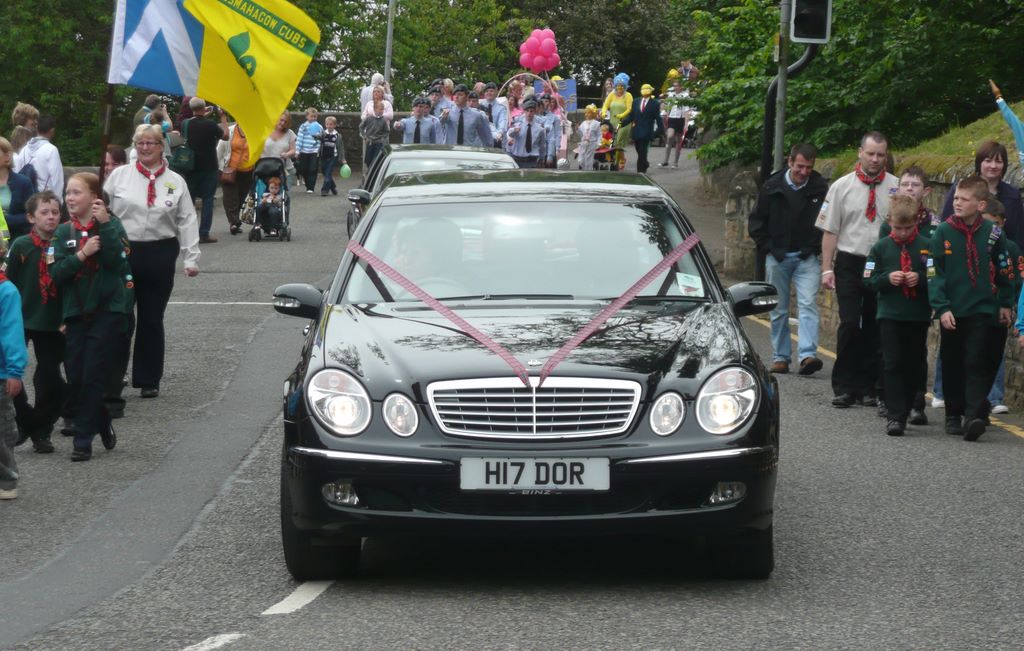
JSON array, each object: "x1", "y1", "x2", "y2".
[
  {"x1": 596, "y1": 295, "x2": 705, "y2": 302},
  {"x1": 434, "y1": 293, "x2": 576, "y2": 301}
]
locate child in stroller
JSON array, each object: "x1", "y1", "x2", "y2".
[
  {"x1": 592, "y1": 120, "x2": 623, "y2": 171},
  {"x1": 245, "y1": 157, "x2": 291, "y2": 242}
]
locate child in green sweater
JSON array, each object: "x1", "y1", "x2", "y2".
[
  {"x1": 866, "y1": 195, "x2": 932, "y2": 436},
  {"x1": 4, "y1": 190, "x2": 65, "y2": 453},
  {"x1": 50, "y1": 173, "x2": 132, "y2": 461},
  {"x1": 929, "y1": 176, "x2": 1014, "y2": 441},
  {"x1": 981, "y1": 196, "x2": 1021, "y2": 416}
]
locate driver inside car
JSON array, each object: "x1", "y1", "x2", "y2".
[{"x1": 392, "y1": 217, "x2": 465, "y2": 290}]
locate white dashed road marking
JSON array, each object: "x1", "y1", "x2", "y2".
[
  {"x1": 180, "y1": 633, "x2": 246, "y2": 651},
  {"x1": 262, "y1": 581, "x2": 334, "y2": 615}
]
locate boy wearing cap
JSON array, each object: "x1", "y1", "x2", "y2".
[
  {"x1": 505, "y1": 99, "x2": 545, "y2": 167},
  {"x1": 394, "y1": 97, "x2": 441, "y2": 144},
  {"x1": 619, "y1": 83, "x2": 664, "y2": 174},
  {"x1": 479, "y1": 82, "x2": 508, "y2": 147},
  {"x1": 440, "y1": 84, "x2": 493, "y2": 147}
]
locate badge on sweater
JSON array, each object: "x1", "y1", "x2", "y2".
[{"x1": 46, "y1": 246, "x2": 55, "y2": 265}]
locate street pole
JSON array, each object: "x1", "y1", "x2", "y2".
[
  {"x1": 383, "y1": 0, "x2": 397, "y2": 85},
  {"x1": 773, "y1": 0, "x2": 791, "y2": 172}
]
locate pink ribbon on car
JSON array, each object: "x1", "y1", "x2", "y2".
[{"x1": 347, "y1": 232, "x2": 701, "y2": 388}]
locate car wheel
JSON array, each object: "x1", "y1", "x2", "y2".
[
  {"x1": 255, "y1": 229, "x2": 262, "y2": 242},
  {"x1": 280, "y1": 467, "x2": 362, "y2": 580},
  {"x1": 711, "y1": 525, "x2": 774, "y2": 580}
]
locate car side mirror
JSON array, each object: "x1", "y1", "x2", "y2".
[
  {"x1": 273, "y1": 283, "x2": 323, "y2": 320},
  {"x1": 727, "y1": 281, "x2": 779, "y2": 317},
  {"x1": 347, "y1": 189, "x2": 371, "y2": 207}
]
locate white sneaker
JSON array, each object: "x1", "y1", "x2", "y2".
[
  {"x1": 0, "y1": 488, "x2": 17, "y2": 500},
  {"x1": 931, "y1": 397, "x2": 945, "y2": 408},
  {"x1": 991, "y1": 404, "x2": 1009, "y2": 414}
]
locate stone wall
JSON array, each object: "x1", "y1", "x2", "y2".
[{"x1": 719, "y1": 157, "x2": 1024, "y2": 406}]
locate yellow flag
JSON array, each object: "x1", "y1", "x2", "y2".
[{"x1": 183, "y1": 0, "x2": 320, "y2": 166}]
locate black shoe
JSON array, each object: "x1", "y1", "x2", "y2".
[
  {"x1": 832, "y1": 393, "x2": 856, "y2": 408},
  {"x1": 140, "y1": 387, "x2": 160, "y2": 399},
  {"x1": 908, "y1": 408, "x2": 928, "y2": 425},
  {"x1": 70, "y1": 447, "x2": 92, "y2": 462},
  {"x1": 230, "y1": 223, "x2": 242, "y2": 235},
  {"x1": 886, "y1": 418, "x2": 905, "y2": 436},
  {"x1": 32, "y1": 437, "x2": 55, "y2": 454},
  {"x1": 963, "y1": 418, "x2": 986, "y2": 442},
  {"x1": 331, "y1": 188, "x2": 338, "y2": 196},
  {"x1": 100, "y1": 423, "x2": 117, "y2": 451},
  {"x1": 860, "y1": 395, "x2": 878, "y2": 407},
  {"x1": 877, "y1": 399, "x2": 887, "y2": 418},
  {"x1": 14, "y1": 426, "x2": 30, "y2": 447},
  {"x1": 945, "y1": 416, "x2": 964, "y2": 435}
]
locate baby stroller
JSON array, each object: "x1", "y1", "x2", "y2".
[{"x1": 244, "y1": 157, "x2": 292, "y2": 242}]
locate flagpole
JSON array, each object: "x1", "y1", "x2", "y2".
[
  {"x1": 383, "y1": 0, "x2": 396, "y2": 84},
  {"x1": 98, "y1": 84, "x2": 115, "y2": 188}
]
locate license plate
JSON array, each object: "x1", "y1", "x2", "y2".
[{"x1": 460, "y1": 457, "x2": 610, "y2": 492}]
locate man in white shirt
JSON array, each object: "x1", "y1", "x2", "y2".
[
  {"x1": 816, "y1": 131, "x2": 899, "y2": 409},
  {"x1": 14, "y1": 115, "x2": 63, "y2": 202}
]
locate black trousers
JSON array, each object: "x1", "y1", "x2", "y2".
[
  {"x1": 65, "y1": 313, "x2": 125, "y2": 445},
  {"x1": 940, "y1": 314, "x2": 1005, "y2": 419},
  {"x1": 297, "y1": 152, "x2": 319, "y2": 189},
  {"x1": 634, "y1": 138, "x2": 651, "y2": 173},
  {"x1": 128, "y1": 238, "x2": 179, "y2": 390},
  {"x1": 105, "y1": 312, "x2": 135, "y2": 416},
  {"x1": 12, "y1": 329, "x2": 66, "y2": 438},
  {"x1": 832, "y1": 251, "x2": 881, "y2": 398},
  {"x1": 879, "y1": 320, "x2": 929, "y2": 422}
]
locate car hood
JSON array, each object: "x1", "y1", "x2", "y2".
[{"x1": 312, "y1": 301, "x2": 748, "y2": 400}]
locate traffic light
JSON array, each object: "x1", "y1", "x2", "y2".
[{"x1": 790, "y1": 0, "x2": 832, "y2": 44}]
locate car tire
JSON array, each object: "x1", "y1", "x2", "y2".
[
  {"x1": 280, "y1": 468, "x2": 362, "y2": 581},
  {"x1": 711, "y1": 525, "x2": 774, "y2": 580}
]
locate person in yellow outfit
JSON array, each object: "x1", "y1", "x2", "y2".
[{"x1": 601, "y1": 72, "x2": 633, "y2": 170}]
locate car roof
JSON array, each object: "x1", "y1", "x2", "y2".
[
  {"x1": 384, "y1": 144, "x2": 513, "y2": 160},
  {"x1": 376, "y1": 169, "x2": 671, "y2": 205}
]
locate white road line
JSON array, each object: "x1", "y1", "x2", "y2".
[
  {"x1": 180, "y1": 633, "x2": 246, "y2": 651},
  {"x1": 262, "y1": 580, "x2": 334, "y2": 615},
  {"x1": 168, "y1": 301, "x2": 270, "y2": 305}
]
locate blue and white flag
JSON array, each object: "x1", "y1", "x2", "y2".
[{"x1": 107, "y1": 0, "x2": 204, "y2": 96}]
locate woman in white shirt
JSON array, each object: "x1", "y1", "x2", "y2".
[
  {"x1": 263, "y1": 112, "x2": 298, "y2": 187},
  {"x1": 103, "y1": 124, "x2": 200, "y2": 399}
]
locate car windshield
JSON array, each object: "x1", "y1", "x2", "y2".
[
  {"x1": 384, "y1": 156, "x2": 516, "y2": 180},
  {"x1": 343, "y1": 201, "x2": 707, "y2": 303}
]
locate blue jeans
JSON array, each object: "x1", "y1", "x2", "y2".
[
  {"x1": 765, "y1": 253, "x2": 820, "y2": 363},
  {"x1": 185, "y1": 169, "x2": 218, "y2": 237},
  {"x1": 320, "y1": 156, "x2": 338, "y2": 193},
  {"x1": 988, "y1": 356, "x2": 1005, "y2": 405}
]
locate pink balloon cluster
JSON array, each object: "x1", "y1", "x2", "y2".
[{"x1": 518, "y1": 28, "x2": 560, "y2": 74}]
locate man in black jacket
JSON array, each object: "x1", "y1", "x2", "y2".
[
  {"x1": 619, "y1": 84, "x2": 664, "y2": 174},
  {"x1": 748, "y1": 143, "x2": 829, "y2": 375}
]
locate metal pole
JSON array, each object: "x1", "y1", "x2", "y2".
[
  {"x1": 773, "y1": 0, "x2": 791, "y2": 172},
  {"x1": 383, "y1": 0, "x2": 397, "y2": 84}
]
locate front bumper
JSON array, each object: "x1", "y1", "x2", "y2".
[{"x1": 283, "y1": 443, "x2": 777, "y2": 538}]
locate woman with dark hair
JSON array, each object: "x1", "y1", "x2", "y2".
[
  {"x1": 104, "y1": 145, "x2": 127, "y2": 177},
  {"x1": 0, "y1": 136, "x2": 36, "y2": 239},
  {"x1": 941, "y1": 140, "x2": 1024, "y2": 247}
]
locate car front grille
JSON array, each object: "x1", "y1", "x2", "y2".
[
  {"x1": 420, "y1": 486, "x2": 648, "y2": 516},
  {"x1": 426, "y1": 377, "x2": 642, "y2": 440}
]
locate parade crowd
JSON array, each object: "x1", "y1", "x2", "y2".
[{"x1": 750, "y1": 80, "x2": 1024, "y2": 440}]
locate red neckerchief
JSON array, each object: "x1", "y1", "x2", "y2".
[
  {"x1": 136, "y1": 160, "x2": 166, "y2": 207},
  {"x1": 70, "y1": 215, "x2": 100, "y2": 277},
  {"x1": 854, "y1": 164, "x2": 886, "y2": 222},
  {"x1": 30, "y1": 230, "x2": 57, "y2": 304},
  {"x1": 946, "y1": 216, "x2": 982, "y2": 287},
  {"x1": 889, "y1": 226, "x2": 919, "y2": 299},
  {"x1": 0, "y1": 269, "x2": 7, "y2": 283}
]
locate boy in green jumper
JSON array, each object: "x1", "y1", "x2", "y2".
[
  {"x1": 50, "y1": 173, "x2": 132, "y2": 461},
  {"x1": 4, "y1": 191, "x2": 65, "y2": 453},
  {"x1": 880, "y1": 166, "x2": 940, "y2": 424},
  {"x1": 867, "y1": 195, "x2": 932, "y2": 436},
  {"x1": 982, "y1": 197, "x2": 1021, "y2": 416},
  {"x1": 929, "y1": 176, "x2": 1014, "y2": 441}
]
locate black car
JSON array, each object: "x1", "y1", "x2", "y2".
[
  {"x1": 346, "y1": 144, "x2": 518, "y2": 235},
  {"x1": 275, "y1": 170, "x2": 781, "y2": 580}
]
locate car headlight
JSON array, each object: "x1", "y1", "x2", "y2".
[
  {"x1": 650, "y1": 392, "x2": 685, "y2": 436},
  {"x1": 383, "y1": 393, "x2": 418, "y2": 437},
  {"x1": 696, "y1": 367, "x2": 758, "y2": 435},
  {"x1": 308, "y1": 369, "x2": 371, "y2": 436}
]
